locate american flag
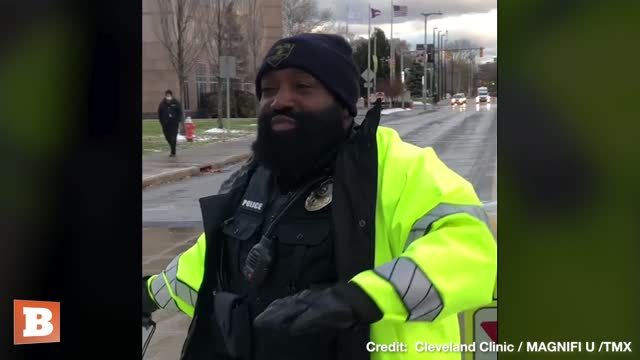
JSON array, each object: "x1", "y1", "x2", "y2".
[{"x1": 393, "y1": 5, "x2": 408, "y2": 17}]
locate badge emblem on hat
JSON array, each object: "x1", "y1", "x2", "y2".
[
  {"x1": 266, "y1": 43, "x2": 295, "y2": 67},
  {"x1": 305, "y1": 179, "x2": 333, "y2": 212}
]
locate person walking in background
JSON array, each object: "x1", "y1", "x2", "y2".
[{"x1": 157, "y1": 89, "x2": 183, "y2": 157}]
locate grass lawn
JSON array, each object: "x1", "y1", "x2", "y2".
[{"x1": 143, "y1": 118, "x2": 256, "y2": 155}]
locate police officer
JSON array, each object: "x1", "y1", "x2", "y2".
[
  {"x1": 157, "y1": 89, "x2": 183, "y2": 157},
  {"x1": 142, "y1": 34, "x2": 496, "y2": 360}
]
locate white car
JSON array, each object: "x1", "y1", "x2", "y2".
[{"x1": 451, "y1": 93, "x2": 467, "y2": 105}]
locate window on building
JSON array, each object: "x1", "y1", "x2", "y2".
[
  {"x1": 195, "y1": 63, "x2": 208, "y2": 110},
  {"x1": 209, "y1": 63, "x2": 218, "y2": 92},
  {"x1": 182, "y1": 81, "x2": 191, "y2": 111}
]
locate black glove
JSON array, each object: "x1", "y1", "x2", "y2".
[
  {"x1": 254, "y1": 283, "x2": 382, "y2": 335},
  {"x1": 142, "y1": 275, "x2": 159, "y2": 329},
  {"x1": 143, "y1": 312, "x2": 155, "y2": 329}
]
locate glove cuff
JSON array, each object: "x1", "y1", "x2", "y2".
[{"x1": 333, "y1": 282, "x2": 382, "y2": 324}]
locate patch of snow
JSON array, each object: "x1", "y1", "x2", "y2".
[
  {"x1": 204, "y1": 128, "x2": 242, "y2": 134},
  {"x1": 381, "y1": 108, "x2": 410, "y2": 115}
]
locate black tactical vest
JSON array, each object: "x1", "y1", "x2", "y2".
[{"x1": 215, "y1": 165, "x2": 338, "y2": 360}]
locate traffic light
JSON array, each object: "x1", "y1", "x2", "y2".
[{"x1": 480, "y1": 47, "x2": 484, "y2": 57}]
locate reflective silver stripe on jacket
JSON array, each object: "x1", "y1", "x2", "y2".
[
  {"x1": 149, "y1": 253, "x2": 198, "y2": 312},
  {"x1": 374, "y1": 257, "x2": 443, "y2": 321},
  {"x1": 405, "y1": 203, "x2": 489, "y2": 250}
]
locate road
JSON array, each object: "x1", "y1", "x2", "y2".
[{"x1": 141, "y1": 102, "x2": 497, "y2": 359}]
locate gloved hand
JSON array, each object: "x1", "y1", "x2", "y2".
[
  {"x1": 142, "y1": 275, "x2": 159, "y2": 329},
  {"x1": 142, "y1": 312, "x2": 155, "y2": 330},
  {"x1": 254, "y1": 283, "x2": 382, "y2": 335}
]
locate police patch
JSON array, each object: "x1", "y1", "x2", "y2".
[{"x1": 266, "y1": 43, "x2": 295, "y2": 67}]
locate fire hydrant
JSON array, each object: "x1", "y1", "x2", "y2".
[{"x1": 185, "y1": 117, "x2": 196, "y2": 142}]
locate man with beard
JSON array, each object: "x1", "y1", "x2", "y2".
[{"x1": 142, "y1": 34, "x2": 496, "y2": 360}]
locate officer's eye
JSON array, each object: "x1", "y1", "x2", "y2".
[
  {"x1": 296, "y1": 83, "x2": 312, "y2": 89},
  {"x1": 261, "y1": 86, "x2": 277, "y2": 94}
]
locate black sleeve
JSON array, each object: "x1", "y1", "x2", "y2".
[{"x1": 333, "y1": 282, "x2": 382, "y2": 324}]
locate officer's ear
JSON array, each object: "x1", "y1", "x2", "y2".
[{"x1": 341, "y1": 108, "x2": 353, "y2": 129}]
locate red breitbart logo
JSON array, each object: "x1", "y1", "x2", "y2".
[{"x1": 13, "y1": 300, "x2": 61, "y2": 344}]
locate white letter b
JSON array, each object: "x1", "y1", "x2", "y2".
[{"x1": 23, "y1": 307, "x2": 54, "y2": 337}]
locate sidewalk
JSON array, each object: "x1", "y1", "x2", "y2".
[
  {"x1": 142, "y1": 107, "x2": 441, "y2": 188},
  {"x1": 142, "y1": 136, "x2": 255, "y2": 188}
]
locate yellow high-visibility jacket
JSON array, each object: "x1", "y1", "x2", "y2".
[{"x1": 145, "y1": 113, "x2": 496, "y2": 359}]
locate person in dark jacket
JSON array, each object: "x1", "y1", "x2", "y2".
[
  {"x1": 157, "y1": 89, "x2": 183, "y2": 157},
  {"x1": 142, "y1": 34, "x2": 496, "y2": 360}
]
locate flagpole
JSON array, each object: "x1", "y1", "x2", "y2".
[
  {"x1": 367, "y1": 4, "x2": 371, "y2": 109},
  {"x1": 374, "y1": 31, "x2": 377, "y2": 92}
]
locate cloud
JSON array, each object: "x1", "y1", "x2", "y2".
[
  {"x1": 343, "y1": 8, "x2": 497, "y2": 59},
  {"x1": 330, "y1": 0, "x2": 496, "y2": 24}
]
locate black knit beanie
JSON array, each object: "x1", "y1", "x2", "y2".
[{"x1": 255, "y1": 33, "x2": 361, "y2": 117}]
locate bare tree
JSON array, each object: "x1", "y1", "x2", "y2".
[
  {"x1": 320, "y1": 23, "x2": 356, "y2": 43},
  {"x1": 202, "y1": 0, "x2": 231, "y2": 128},
  {"x1": 446, "y1": 39, "x2": 479, "y2": 94},
  {"x1": 282, "y1": 0, "x2": 334, "y2": 37},
  {"x1": 221, "y1": 2, "x2": 245, "y2": 79},
  {"x1": 156, "y1": 0, "x2": 207, "y2": 133},
  {"x1": 245, "y1": 0, "x2": 264, "y2": 82}
]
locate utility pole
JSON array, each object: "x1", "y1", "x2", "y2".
[
  {"x1": 389, "y1": 0, "x2": 394, "y2": 81},
  {"x1": 443, "y1": 30, "x2": 448, "y2": 97},
  {"x1": 373, "y1": 34, "x2": 377, "y2": 92},
  {"x1": 432, "y1": 27, "x2": 438, "y2": 101},
  {"x1": 420, "y1": 12, "x2": 442, "y2": 107},
  {"x1": 437, "y1": 30, "x2": 442, "y2": 101},
  {"x1": 367, "y1": 3, "x2": 372, "y2": 108}
]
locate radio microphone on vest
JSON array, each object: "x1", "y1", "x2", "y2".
[{"x1": 242, "y1": 234, "x2": 274, "y2": 286}]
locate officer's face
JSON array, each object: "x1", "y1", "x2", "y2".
[
  {"x1": 253, "y1": 68, "x2": 351, "y2": 175},
  {"x1": 258, "y1": 68, "x2": 350, "y2": 131}
]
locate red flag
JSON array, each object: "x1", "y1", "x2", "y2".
[{"x1": 371, "y1": 8, "x2": 382, "y2": 18}]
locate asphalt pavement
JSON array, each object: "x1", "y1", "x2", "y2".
[
  {"x1": 141, "y1": 102, "x2": 497, "y2": 359},
  {"x1": 144, "y1": 102, "x2": 496, "y2": 226}
]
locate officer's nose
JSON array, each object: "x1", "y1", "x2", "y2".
[{"x1": 270, "y1": 87, "x2": 295, "y2": 111}]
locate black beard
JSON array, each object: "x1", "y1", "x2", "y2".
[{"x1": 251, "y1": 103, "x2": 348, "y2": 185}]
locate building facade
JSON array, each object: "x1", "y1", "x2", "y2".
[{"x1": 142, "y1": 0, "x2": 283, "y2": 118}]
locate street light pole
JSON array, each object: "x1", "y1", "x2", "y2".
[
  {"x1": 432, "y1": 26, "x2": 438, "y2": 101},
  {"x1": 443, "y1": 30, "x2": 448, "y2": 97},
  {"x1": 420, "y1": 12, "x2": 442, "y2": 108},
  {"x1": 436, "y1": 30, "x2": 443, "y2": 100}
]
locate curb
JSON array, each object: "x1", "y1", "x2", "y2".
[{"x1": 142, "y1": 152, "x2": 251, "y2": 189}]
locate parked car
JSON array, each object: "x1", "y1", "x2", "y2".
[{"x1": 450, "y1": 93, "x2": 467, "y2": 105}]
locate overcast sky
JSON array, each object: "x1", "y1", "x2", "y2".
[{"x1": 326, "y1": 0, "x2": 497, "y2": 63}]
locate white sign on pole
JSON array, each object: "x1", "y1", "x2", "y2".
[
  {"x1": 473, "y1": 307, "x2": 497, "y2": 360},
  {"x1": 220, "y1": 56, "x2": 237, "y2": 78},
  {"x1": 361, "y1": 68, "x2": 375, "y2": 82},
  {"x1": 363, "y1": 82, "x2": 373, "y2": 88}
]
